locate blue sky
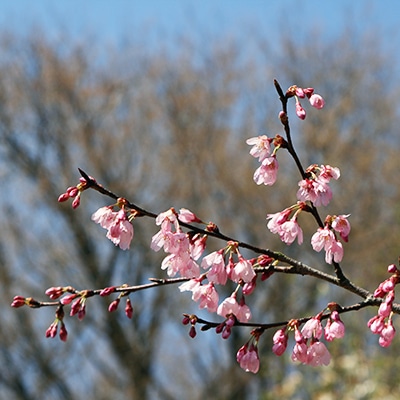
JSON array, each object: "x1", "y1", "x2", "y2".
[{"x1": 0, "y1": 0, "x2": 398, "y2": 46}]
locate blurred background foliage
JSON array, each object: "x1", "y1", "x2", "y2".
[{"x1": 0, "y1": 20, "x2": 400, "y2": 400}]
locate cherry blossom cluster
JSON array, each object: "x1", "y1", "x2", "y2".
[
  {"x1": 297, "y1": 164, "x2": 340, "y2": 207},
  {"x1": 368, "y1": 263, "x2": 400, "y2": 347},
  {"x1": 151, "y1": 208, "x2": 257, "y2": 325},
  {"x1": 272, "y1": 306, "x2": 345, "y2": 367},
  {"x1": 286, "y1": 85, "x2": 325, "y2": 120},
  {"x1": 91, "y1": 201, "x2": 135, "y2": 250},
  {"x1": 246, "y1": 135, "x2": 280, "y2": 186}
]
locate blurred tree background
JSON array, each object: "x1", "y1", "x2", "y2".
[{"x1": 1, "y1": 16, "x2": 400, "y2": 400}]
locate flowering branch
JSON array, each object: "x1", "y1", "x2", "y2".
[{"x1": 11, "y1": 79, "x2": 399, "y2": 373}]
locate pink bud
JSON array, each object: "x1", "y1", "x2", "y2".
[
  {"x1": 11, "y1": 296, "x2": 26, "y2": 308},
  {"x1": 378, "y1": 302, "x2": 392, "y2": 318},
  {"x1": 45, "y1": 322, "x2": 58, "y2": 338},
  {"x1": 309, "y1": 94, "x2": 325, "y2": 109},
  {"x1": 242, "y1": 277, "x2": 257, "y2": 295},
  {"x1": 99, "y1": 286, "x2": 117, "y2": 296},
  {"x1": 72, "y1": 195, "x2": 81, "y2": 209},
  {"x1": 382, "y1": 279, "x2": 395, "y2": 292},
  {"x1": 272, "y1": 328, "x2": 288, "y2": 356},
  {"x1": 67, "y1": 187, "x2": 79, "y2": 197},
  {"x1": 189, "y1": 325, "x2": 197, "y2": 338},
  {"x1": 61, "y1": 293, "x2": 78, "y2": 305},
  {"x1": 78, "y1": 304, "x2": 86, "y2": 320},
  {"x1": 303, "y1": 88, "x2": 314, "y2": 97},
  {"x1": 125, "y1": 298, "x2": 133, "y2": 319},
  {"x1": 388, "y1": 264, "x2": 398, "y2": 273},
  {"x1": 295, "y1": 102, "x2": 306, "y2": 120},
  {"x1": 45, "y1": 286, "x2": 64, "y2": 299},
  {"x1": 215, "y1": 323, "x2": 224, "y2": 334},
  {"x1": 182, "y1": 316, "x2": 190, "y2": 325},
  {"x1": 178, "y1": 208, "x2": 201, "y2": 223},
  {"x1": 222, "y1": 326, "x2": 231, "y2": 339},
  {"x1": 295, "y1": 87, "x2": 305, "y2": 98},
  {"x1": 108, "y1": 299, "x2": 120, "y2": 312},
  {"x1": 59, "y1": 323, "x2": 68, "y2": 342},
  {"x1": 58, "y1": 193, "x2": 70, "y2": 202}
]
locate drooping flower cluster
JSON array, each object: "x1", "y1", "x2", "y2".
[
  {"x1": 151, "y1": 208, "x2": 205, "y2": 278},
  {"x1": 311, "y1": 214, "x2": 350, "y2": 264},
  {"x1": 178, "y1": 239, "x2": 257, "y2": 327},
  {"x1": 272, "y1": 309, "x2": 345, "y2": 368},
  {"x1": 368, "y1": 263, "x2": 399, "y2": 347},
  {"x1": 92, "y1": 204, "x2": 134, "y2": 250},
  {"x1": 236, "y1": 330, "x2": 261, "y2": 373},
  {"x1": 247, "y1": 113, "x2": 349, "y2": 264},
  {"x1": 267, "y1": 202, "x2": 306, "y2": 245},
  {"x1": 246, "y1": 135, "x2": 279, "y2": 186},
  {"x1": 297, "y1": 164, "x2": 340, "y2": 207}
]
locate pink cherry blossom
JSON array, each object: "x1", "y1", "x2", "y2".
[
  {"x1": 236, "y1": 298, "x2": 252, "y2": 323},
  {"x1": 180, "y1": 280, "x2": 219, "y2": 313},
  {"x1": 91, "y1": 206, "x2": 115, "y2": 229},
  {"x1": 201, "y1": 250, "x2": 227, "y2": 285},
  {"x1": 311, "y1": 227, "x2": 343, "y2": 264},
  {"x1": 297, "y1": 164, "x2": 340, "y2": 207},
  {"x1": 161, "y1": 252, "x2": 200, "y2": 278},
  {"x1": 217, "y1": 295, "x2": 240, "y2": 319},
  {"x1": 178, "y1": 208, "x2": 201, "y2": 223},
  {"x1": 291, "y1": 342, "x2": 309, "y2": 364},
  {"x1": 297, "y1": 177, "x2": 333, "y2": 206},
  {"x1": 253, "y1": 155, "x2": 279, "y2": 186},
  {"x1": 155, "y1": 208, "x2": 178, "y2": 228},
  {"x1": 331, "y1": 214, "x2": 351, "y2": 242},
  {"x1": 190, "y1": 234, "x2": 207, "y2": 261},
  {"x1": 237, "y1": 344, "x2": 260, "y2": 373},
  {"x1": 92, "y1": 207, "x2": 133, "y2": 250},
  {"x1": 324, "y1": 311, "x2": 345, "y2": 341},
  {"x1": 279, "y1": 218, "x2": 303, "y2": 245},
  {"x1": 150, "y1": 229, "x2": 167, "y2": 252},
  {"x1": 164, "y1": 231, "x2": 189, "y2": 254},
  {"x1": 106, "y1": 209, "x2": 134, "y2": 250},
  {"x1": 291, "y1": 327, "x2": 309, "y2": 363},
  {"x1": 301, "y1": 317, "x2": 323, "y2": 339},
  {"x1": 246, "y1": 135, "x2": 272, "y2": 161},
  {"x1": 325, "y1": 239, "x2": 343, "y2": 264},
  {"x1": 231, "y1": 254, "x2": 256, "y2": 283},
  {"x1": 266, "y1": 208, "x2": 291, "y2": 234},
  {"x1": 306, "y1": 341, "x2": 331, "y2": 366},
  {"x1": 319, "y1": 165, "x2": 340, "y2": 181}
]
